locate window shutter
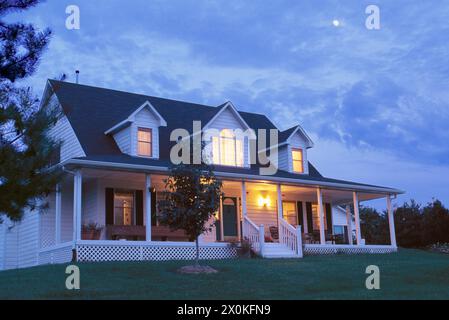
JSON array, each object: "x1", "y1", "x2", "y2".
[
  {"x1": 135, "y1": 190, "x2": 144, "y2": 226},
  {"x1": 306, "y1": 202, "x2": 313, "y2": 232},
  {"x1": 105, "y1": 188, "x2": 114, "y2": 225},
  {"x1": 151, "y1": 189, "x2": 157, "y2": 226},
  {"x1": 325, "y1": 203, "x2": 333, "y2": 232},
  {"x1": 296, "y1": 201, "x2": 303, "y2": 228}
]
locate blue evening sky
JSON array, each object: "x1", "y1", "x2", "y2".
[{"x1": 9, "y1": 0, "x2": 449, "y2": 208}]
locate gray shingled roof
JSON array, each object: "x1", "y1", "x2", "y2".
[{"x1": 49, "y1": 80, "x2": 401, "y2": 193}]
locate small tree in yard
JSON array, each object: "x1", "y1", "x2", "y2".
[{"x1": 158, "y1": 163, "x2": 222, "y2": 270}]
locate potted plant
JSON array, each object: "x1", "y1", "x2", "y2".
[
  {"x1": 82, "y1": 222, "x2": 103, "y2": 240},
  {"x1": 229, "y1": 238, "x2": 252, "y2": 259}
]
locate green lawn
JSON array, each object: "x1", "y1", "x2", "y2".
[{"x1": 1, "y1": 249, "x2": 448, "y2": 300}]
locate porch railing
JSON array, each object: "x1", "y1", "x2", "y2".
[
  {"x1": 242, "y1": 216, "x2": 265, "y2": 257},
  {"x1": 279, "y1": 218, "x2": 303, "y2": 257}
]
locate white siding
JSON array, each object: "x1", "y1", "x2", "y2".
[
  {"x1": 48, "y1": 93, "x2": 85, "y2": 163},
  {"x1": 205, "y1": 108, "x2": 250, "y2": 167},
  {"x1": 113, "y1": 126, "x2": 131, "y2": 154},
  {"x1": 247, "y1": 191, "x2": 278, "y2": 238},
  {"x1": 278, "y1": 145, "x2": 289, "y2": 172},
  {"x1": 332, "y1": 206, "x2": 355, "y2": 230},
  {"x1": 131, "y1": 108, "x2": 160, "y2": 158},
  {"x1": 17, "y1": 213, "x2": 39, "y2": 268},
  {"x1": 61, "y1": 184, "x2": 74, "y2": 243},
  {"x1": 2, "y1": 212, "x2": 39, "y2": 270}
]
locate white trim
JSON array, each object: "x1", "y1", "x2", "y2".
[
  {"x1": 104, "y1": 101, "x2": 167, "y2": 135},
  {"x1": 38, "y1": 241, "x2": 73, "y2": 254},
  {"x1": 285, "y1": 125, "x2": 314, "y2": 148},
  {"x1": 61, "y1": 158, "x2": 404, "y2": 195},
  {"x1": 76, "y1": 240, "x2": 232, "y2": 247},
  {"x1": 203, "y1": 102, "x2": 255, "y2": 138}
]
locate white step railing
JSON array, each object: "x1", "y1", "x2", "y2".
[
  {"x1": 279, "y1": 218, "x2": 303, "y2": 257},
  {"x1": 242, "y1": 216, "x2": 265, "y2": 257}
]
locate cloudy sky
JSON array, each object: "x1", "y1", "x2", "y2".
[{"x1": 8, "y1": 0, "x2": 449, "y2": 208}]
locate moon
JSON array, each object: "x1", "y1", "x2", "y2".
[{"x1": 332, "y1": 19, "x2": 340, "y2": 27}]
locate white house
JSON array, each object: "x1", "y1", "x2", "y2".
[{"x1": 0, "y1": 80, "x2": 402, "y2": 270}]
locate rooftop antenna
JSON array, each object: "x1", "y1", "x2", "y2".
[{"x1": 75, "y1": 70, "x2": 80, "y2": 84}]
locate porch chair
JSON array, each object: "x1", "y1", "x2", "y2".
[{"x1": 267, "y1": 226, "x2": 279, "y2": 242}]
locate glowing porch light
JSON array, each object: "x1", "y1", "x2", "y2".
[{"x1": 258, "y1": 196, "x2": 271, "y2": 207}]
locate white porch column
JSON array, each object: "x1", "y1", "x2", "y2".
[
  {"x1": 316, "y1": 188, "x2": 325, "y2": 245},
  {"x1": 387, "y1": 195, "x2": 397, "y2": 247},
  {"x1": 219, "y1": 196, "x2": 224, "y2": 241},
  {"x1": 353, "y1": 192, "x2": 362, "y2": 245},
  {"x1": 302, "y1": 202, "x2": 308, "y2": 233},
  {"x1": 345, "y1": 205, "x2": 353, "y2": 245},
  {"x1": 145, "y1": 174, "x2": 152, "y2": 242},
  {"x1": 241, "y1": 181, "x2": 247, "y2": 217},
  {"x1": 277, "y1": 184, "x2": 283, "y2": 219},
  {"x1": 55, "y1": 184, "x2": 62, "y2": 244},
  {"x1": 73, "y1": 170, "x2": 82, "y2": 242}
]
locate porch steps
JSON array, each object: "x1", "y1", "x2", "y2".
[{"x1": 262, "y1": 243, "x2": 298, "y2": 258}]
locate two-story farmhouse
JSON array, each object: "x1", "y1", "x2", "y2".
[{"x1": 0, "y1": 80, "x2": 403, "y2": 270}]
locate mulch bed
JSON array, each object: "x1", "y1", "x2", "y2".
[{"x1": 177, "y1": 265, "x2": 219, "y2": 274}]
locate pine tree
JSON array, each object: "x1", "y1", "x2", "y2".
[{"x1": 0, "y1": 0, "x2": 62, "y2": 222}]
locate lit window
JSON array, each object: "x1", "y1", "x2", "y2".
[
  {"x1": 114, "y1": 190, "x2": 135, "y2": 226},
  {"x1": 137, "y1": 128, "x2": 152, "y2": 157},
  {"x1": 212, "y1": 129, "x2": 244, "y2": 167},
  {"x1": 292, "y1": 148, "x2": 304, "y2": 173}
]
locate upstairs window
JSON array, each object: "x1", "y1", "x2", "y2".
[
  {"x1": 212, "y1": 129, "x2": 244, "y2": 167},
  {"x1": 292, "y1": 148, "x2": 304, "y2": 173},
  {"x1": 137, "y1": 128, "x2": 152, "y2": 157}
]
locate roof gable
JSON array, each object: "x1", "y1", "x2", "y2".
[
  {"x1": 104, "y1": 101, "x2": 167, "y2": 135},
  {"x1": 281, "y1": 125, "x2": 314, "y2": 148}
]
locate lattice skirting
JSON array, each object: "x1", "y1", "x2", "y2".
[
  {"x1": 38, "y1": 243, "x2": 73, "y2": 265},
  {"x1": 76, "y1": 243, "x2": 238, "y2": 262},
  {"x1": 304, "y1": 245, "x2": 397, "y2": 256}
]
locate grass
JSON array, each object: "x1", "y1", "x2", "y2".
[{"x1": 1, "y1": 249, "x2": 448, "y2": 300}]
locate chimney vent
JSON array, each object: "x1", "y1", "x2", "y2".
[{"x1": 75, "y1": 70, "x2": 80, "y2": 84}]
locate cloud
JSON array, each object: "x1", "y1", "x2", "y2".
[{"x1": 10, "y1": 0, "x2": 449, "y2": 203}]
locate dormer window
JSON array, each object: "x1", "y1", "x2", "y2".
[
  {"x1": 137, "y1": 127, "x2": 152, "y2": 157},
  {"x1": 212, "y1": 129, "x2": 244, "y2": 167},
  {"x1": 292, "y1": 148, "x2": 304, "y2": 173}
]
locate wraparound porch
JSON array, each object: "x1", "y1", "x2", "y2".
[{"x1": 39, "y1": 167, "x2": 398, "y2": 262}]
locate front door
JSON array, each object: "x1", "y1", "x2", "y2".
[{"x1": 222, "y1": 197, "x2": 238, "y2": 239}]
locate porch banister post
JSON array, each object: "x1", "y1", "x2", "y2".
[
  {"x1": 317, "y1": 188, "x2": 325, "y2": 245},
  {"x1": 259, "y1": 224, "x2": 265, "y2": 257},
  {"x1": 353, "y1": 192, "x2": 362, "y2": 245},
  {"x1": 73, "y1": 170, "x2": 82, "y2": 243},
  {"x1": 296, "y1": 226, "x2": 303, "y2": 258},
  {"x1": 55, "y1": 184, "x2": 62, "y2": 244},
  {"x1": 345, "y1": 205, "x2": 353, "y2": 245},
  {"x1": 145, "y1": 174, "x2": 152, "y2": 242},
  {"x1": 387, "y1": 195, "x2": 397, "y2": 247}
]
